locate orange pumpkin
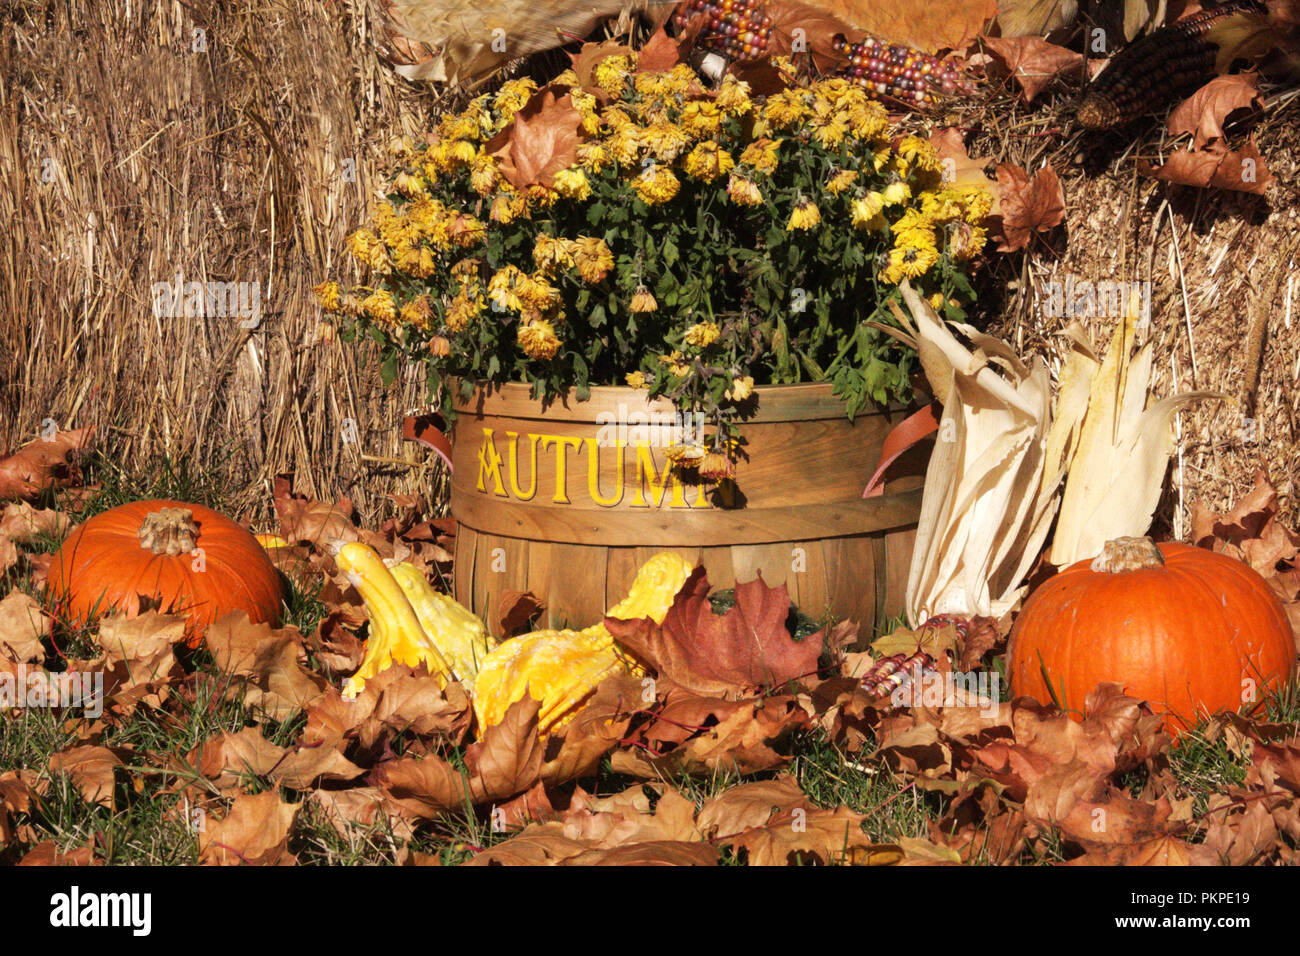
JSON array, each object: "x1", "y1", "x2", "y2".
[
  {"x1": 46, "y1": 500, "x2": 284, "y2": 647},
  {"x1": 1007, "y1": 536, "x2": 1298, "y2": 735}
]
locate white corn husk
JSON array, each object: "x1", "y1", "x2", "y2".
[
  {"x1": 897, "y1": 281, "x2": 1220, "y2": 625},
  {"x1": 1047, "y1": 299, "x2": 1221, "y2": 567},
  {"x1": 892, "y1": 283, "x2": 1063, "y2": 625},
  {"x1": 383, "y1": 0, "x2": 673, "y2": 86}
]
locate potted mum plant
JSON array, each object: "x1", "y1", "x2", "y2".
[{"x1": 319, "y1": 51, "x2": 992, "y2": 632}]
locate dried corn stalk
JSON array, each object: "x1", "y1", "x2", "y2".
[
  {"x1": 383, "y1": 0, "x2": 673, "y2": 86},
  {"x1": 888, "y1": 283, "x2": 1068, "y2": 625},
  {"x1": 1047, "y1": 299, "x2": 1221, "y2": 567}
]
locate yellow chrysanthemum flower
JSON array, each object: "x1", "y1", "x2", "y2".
[
  {"x1": 713, "y1": 74, "x2": 751, "y2": 113},
  {"x1": 516, "y1": 272, "x2": 561, "y2": 310},
  {"x1": 632, "y1": 164, "x2": 681, "y2": 205},
  {"x1": 890, "y1": 209, "x2": 937, "y2": 248},
  {"x1": 393, "y1": 170, "x2": 428, "y2": 199},
  {"x1": 679, "y1": 100, "x2": 723, "y2": 138},
  {"x1": 881, "y1": 245, "x2": 940, "y2": 285},
  {"x1": 487, "y1": 265, "x2": 525, "y2": 312},
  {"x1": 882, "y1": 181, "x2": 912, "y2": 206},
  {"x1": 574, "y1": 236, "x2": 614, "y2": 283},
  {"x1": 684, "y1": 321, "x2": 721, "y2": 348},
  {"x1": 361, "y1": 289, "x2": 397, "y2": 325},
  {"x1": 660, "y1": 350, "x2": 690, "y2": 376},
  {"x1": 738, "y1": 138, "x2": 780, "y2": 175},
  {"x1": 641, "y1": 121, "x2": 691, "y2": 163},
  {"x1": 625, "y1": 370, "x2": 648, "y2": 388},
  {"x1": 400, "y1": 294, "x2": 435, "y2": 330},
  {"x1": 494, "y1": 78, "x2": 537, "y2": 118},
  {"x1": 518, "y1": 318, "x2": 562, "y2": 361},
  {"x1": 533, "y1": 235, "x2": 577, "y2": 275},
  {"x1": 346, "y1": 229, "x2": 390, "y2": 272},
  {"x1": 787, "y1": 199, "x2": 821, "y2": 231},
  {"x1": 576, "y1": 141, "x2": 608, "y2": 173},
  {"x1": 826, "y1": 169, "x2": 859, "y2": 195},
  {"x1": 683, "y1": 141, "x2": 735, "y2": 183},
  {"x1": 594, "y1": 54, "x2": 636, "y2": 97},
  {"x1": 489, "y1": 192, "x2": 527, "y2": 224},
  {"x1": 761, "y1": 91, "x2": 807, "y2": 130},
  {"x1": 848, "y1": 102, "x2": 889, "y2": 141},
  {"x1": 314, "y1": 281, "x2": 340, "y2": 311},
  {"x1": 445, "y1": 285, "x2": 485, "y2": 332},
  {"x1": 727, "y1": 174, "x2": 763, "y2": 206},
  {"x1": 726, "y1": 375, "x2": 754, "y2": 402},
  {"x1": 630, "y1": 286, "x2": 658, "y2": 313},
  {"x1": 553, "y1": 167, "x2": 592, "y2": 201},
  {"x1": 470, "y1": 156, "x2": 498, "y2": 196}
]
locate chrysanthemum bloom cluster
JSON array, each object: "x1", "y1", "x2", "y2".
[{"x1": 320, "y1": 56, "x2": 991, "y2": 470}]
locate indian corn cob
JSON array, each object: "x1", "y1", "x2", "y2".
[
  {"x1": 1076, "y1": 1, "x2": 1266, "y2": 130},
  {"x1": 674, "y1": 0, "x2": 971, "y2": 106},
  {"x1": 832, "y1": 34, "x2": 974, "y2": 106},
  {"x1": 673, "y1": 0, "x2": 773, "y2": 61}
]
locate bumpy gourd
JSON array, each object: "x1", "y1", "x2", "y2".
[
  {"x1": 472, "y1": 552, "x2": 694, "y2": 734},
  {"x1": 338, "y1": 543, "x2": 454, "y2": 698},
  {"x1": 390, "y1": 562, "x2": 495, "y2": 682}
]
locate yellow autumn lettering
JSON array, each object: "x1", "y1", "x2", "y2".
[
  {"x1": 476, "y1": 427, "x2": 506, "y2": 496},
  {"x1": 506, "y1": 431, "x2": 540, "y2": 501},
  {"x1": 585, "y1": 437, "x2": 625, "y2": 507},
  {"x1": 540, "y1": 435, "x2": 584, "y2": 504}
]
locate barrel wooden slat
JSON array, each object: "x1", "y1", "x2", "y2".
[
  {"x1": 450, "y1": 383, "x2": 927, "y2": 632},
  {"x1": 884, "y1": 527, "x2": 916, "y2": 619},
  {"x1": 604, "y1": 547, "x2": 643, "y2": 611},
  {"x1": 545, "y1": 543, "x2": 607, "y2": 629},
  {"x1": 794, "y1": 539, "x2": 831, "y2": 621}
]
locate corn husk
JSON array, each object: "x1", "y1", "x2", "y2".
[
  {"x1": 1047, "y1": 299, "x2": 1222, "y2": 567},
  {"x1": 897, "y1": 281, "x2": 1222, "y2": 626},
  {"x1": 383, "y1": 0, "x2": 673, "y2": 86},
  {"x1": 890, "y1": 283, "x2": 1062, "y2": 624}
]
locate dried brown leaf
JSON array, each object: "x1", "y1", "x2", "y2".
[
  {"x1": 486, "y1": 85, "x2": 588, "y2": 190},
  {"x1": 199, "y1": 791, "x2": 300, "y2": 865},
  {"x1": 605, "y1": 567, "x2": 821, "y2": 696},
  {"x1": 981, "y1": 35, "x2": 1084, "y2": 101},
  {"x1": 0, "y1": 428, "x2": 93, "y2": 501},
  {"x1": 993, "y1": 162, "x2": 1065, "y2": 251}
]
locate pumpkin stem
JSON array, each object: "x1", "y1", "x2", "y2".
[
  {"x1": 138, "y1": 507, "x2": 200, "y2": 556},
  {"x1": 1089, "y1": 536, "x2": 1165, "y2": 573}
]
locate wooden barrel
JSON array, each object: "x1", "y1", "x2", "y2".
[{"x1": 449, "y1": 383, "x2": 929, "y2": 634}]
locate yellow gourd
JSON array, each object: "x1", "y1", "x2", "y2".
[
  {"x1": 472, "y1": 552, "x2": 694, "y2": 734},
  {"x1": 389, "y1": 562, "x2": 495, "y2": 683},
  {"x1": 337, "y1": 543, "x2": 455, "y2": 698}
]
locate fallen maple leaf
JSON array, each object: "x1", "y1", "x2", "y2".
[
  {"x1": 199, "y1": 791, "x2": 300, "y2": 865},
  {"x1": 194, "y1": 727, "x2": 288, "y2": 794},
  {"x1": 373, "y1": 695, "x2": 546, "y2": 816},
  {"x1": 272, "y1": 473, "x2": 359, "y2": 552},
  {"x1": 695, "y1": 775, "x2": 813, "y2": 840},
  {"x1": 990, "y1": 0, "x2": 1080, "y2": 37},
  {"x1": 728, "y1": 803, "x2": 901, "y2": 865},
  {"x1": 762, "y1": 1, "x2": 853, "y2": 73},
  {"x1": 1167, "y1": 73, "x2": 1264, "y2": 150},
  {"x1": 204, "y1": 613, "x2": 329, "y2": 721},
  {"x1": 605, "y1": 567, "x2": 822, "y2": 696},
  {"x1": 0, "y1": 591, "x2": 49, "y2": 664},
  {"x1": 992, "y1": 162, "x2": 1065, "y2": 251},
  {"x1": 48, "y1": 745, "x2": 123, "y2": 808},
  {"x1": 1138, "y1": 138, "x2": 1273, "y2": 194},
  {"x1": 815, "y1": 0, "x2": 997, "y2": 53},
  {"x1": 497, "y1": 589, "x2": 543, "y2": 637},
  {"x1": 18, "y1": 841, "x2": 97, "y2": 866},
  {"x1": 0, "y1": 427, "x2": 94, "y2": 502},
  {"x1": 980, "y1": 35, "x2": 1084, "y2": 101},
  {"x1": 486, "y1": 85, "x2": 588, "y2": 190}
]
